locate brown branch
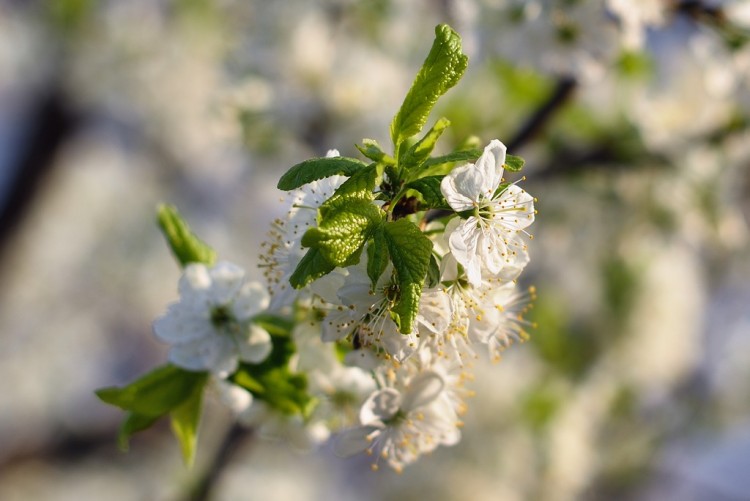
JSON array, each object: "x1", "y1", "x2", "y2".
[
  {"x1": 0, "y1": 81, "x2": 80, "y2": 259},
  {"x1": 185, "y1": 423, "x2": 252, "y2": 501},
  {"x1": 507, "y1": 76, "x2": 577, "y2": 152}
]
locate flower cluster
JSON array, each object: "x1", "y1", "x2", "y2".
[
  {"x1": 97, "y1": 24, "x2": 538, "y2": 473},
  {"x1": 153, "y1": 262, "x2": 272, "y2": 378},
  {"x1": 249, "y1": 140, "x2": 537, "y2": 470}
]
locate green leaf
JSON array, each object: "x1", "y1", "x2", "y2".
[
  {"x1": 390, "y1": 24, "x2": 468, "y2": 148},
  {"x1": 319, "y1": 164, "x2": 381, "y2": 214},
  {"x1": 117, "y1": 413, "x2": 159, "y2": 451},
  {"x1": 356, "y1": 139, "x2": 395, "y2": 165},
  {"x1": 367, "y1": 228, "x2": 389, "y2": 289},
  {"x1": 289, "y1": 248, "x2": 336, "y2": 289},
  {"x1": 230, "y1": 331, "x2": 314, "y2": 417},
  {"x1": 277, "y1": 156, "x2": 367, "y2": 191},
  {"x1": 302, "y1": 199, "x2": 383, "y2": 266},
  {"x1": 504, "y1": 154, "x2": 525, "y2": 172},
  {"x1": 406, "y1": 175, "x2": 449, "y2": 209},
  {"x1": 251, "y1": 313, "x2": 295, "y2": 337},
  {"x1": 233, "y1": 370, "x2": 265, "y2": 393},
  {"x1": 157, "y1": 205, "x2": 217, "y2": 267},
  {"x1": 422, "y1": 148, "x2": 482, "y2": 171},
  {"x1": 98, "y1": 365, "x2": 208, "y2": 458},
  {"x1": 401, "y1": 117, "x2": 451, "y2": 172},
  {"x1": 243, "y1": 367, "x2": 312, "y2": 416},
  {"x1": 427, "y1": 254, "x2": 441, "y2": 288},
  {"x1": 383, "y1": 219, "x2": 433, "y2": 333},
  {"x1": 96, "y1": 365, "x2": 208, "y2": 417},
  {"x1": 170, "y1": 379, "x2": 204, "y2": 467}
]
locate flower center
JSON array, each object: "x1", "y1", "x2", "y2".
[
  {"x1": 382, "y1": 408, "x2": 407, "y2": 426},
  {"x1": 210, "y1": 305, "x2": 235, "y2": 329},
  {"x1": 384, "y1": 283, "x2": 400, "y2": 303}
]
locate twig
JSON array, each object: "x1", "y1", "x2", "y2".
[
  {"x1": 0, "y1": 81, "x2": 79, "y2": 259},
  {"x1": 185, "y1": 423, "x2": 252, "y2": 501},
  {"x1": 507, "y1": 76, "x2": 577, "y2": 152}
]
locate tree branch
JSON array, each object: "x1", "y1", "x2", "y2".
[
  {"x1": 185, "y1": 423, "x2": 252, "y2": 501},
  {"x1": 507, "y1": 76, "x2": 577, "y2": 152}
]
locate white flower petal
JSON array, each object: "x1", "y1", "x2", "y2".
[
  {"x1": 169, "y1": 335, "x2": 237, "y2": 376},
  {"x1": 235, "y1": 324, "x2": 272, "y2": 364},
  {"x1": 495, "y1": 233, "x2": 530, "y2": 280},
  {"x1": 360, "y1": 388, "x2": 402, "y2": 424},
  {"x1": 448, "y1": 218, "x2": 483, "y2": 286},
  {"x1": 337, "y1": 280, "x2": 374, "y2": 307},
  {"x1": 441, "y1": 167, "x2": 477, "y2": 212},
  {"x1": 180, "y1": 263, "x2": 212, "y2": 292},
  {"x1": 468, "y1": 302, "x2": 502, "y2": 343},
  {"x1": 401, "y1": 371, "x2": 444, "y2": 412},
  {"x1": 309, "y1": 269, "x2": 346, "y2": 304},
  {"x1": 344, "y1": 348, "x2": 380, "y2": 371},
  {"x1": 378, "y1": 328, "x2": 418, "y2": 362},
  {"x1": 208, "y1": 261, "x2": 246, "y2": 305},
  {"x1": 153, "y1": 305, "x2": 212, "y2": 343},
  {"x1": 178, "y1": 264, "x2": 213, "y2": 309},
  {"x1": 232, "y1": 281, "x2": 269, "y2": 320},
  {"x1": 214, "y1": 378, "x2": 253, "y2": 413},
  {"x1": 321, "y1": 308, "x2": 355, "y2": 342},
  {"x1": 478, "y1": 230, "x2": 507, "y2": 275},
  {"x1": 494, "y1": 184, "x2": 535, "y2": 231},
  {"x1": 474, "y1": 139, "x2": 506, "y2": 193},
  {"x1": 417, "y1": 288, "x2": 452, "y2": 334},
  {"x1": 334, "y1": 426, "x2": 381, "y2": 457}
]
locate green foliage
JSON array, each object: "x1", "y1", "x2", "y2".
[
  {"x1": 383, "y1": 219, "x2": 433, "y2": 333},
  {"x1": 277, "y1": 157, "x2": 368, "y2": 191},
  {"x1": 504, "y1": 154, "x2": 525, "y2": 172},
  {"x1": 390, "y1": 24, "x2": 468, "y2": 148},
  {"x1": 602, "y1": 257, "x2": 639, "y2": 326},
  {"x1": 520, "y1": 382, "x2": 562, "y2": 431},
  {"x1": 47, "y1": 0, "x2": 94, "y2": 34},
  {"x1": 230, "y1": 325, "x2": 314, "y2": 417},
  {"x1": 616, "y1": 50, "x2": 653, "y2": 79},
  {"x1": 528, "y1": 295, "x2": 600, "y2": 379},
  {"x1": 401, "y1": 117, "x2": 451, "y2": 173},
  {"x1": 419, "y1": 148, "x2": 482, "y2": 176},
  {"x1": 117, "y1": 413, "x2": 159, "y2": 451},
  {"x1": 356, "y1": 139, "x2": 395, "y2": 164},
  {"x1": 96, "y1": 365, "x2": 208, "y2": 464},
  {"x1": 319, "y1": 164, "x2": 381, "y2": 212},
  {"x1": 367, "y1": 229, "x2": 390, "y2": 288},
  {"x1": 302, "y1": 198, "x2": 384, "y2": 266},
  {"x1": 293, "y1": 164, "x2": 385, "y2": 274},
  {"x1": 491, "y1": 59, "x2": 553, "y2": 106},
  {"x1": 235, "y1": 367, "x2": 312, "y2": 416},
  {"x1": 157, "y1": 204, "x2": 217, "y2": 267},
  {"x1": 406, "y1": 176, "x2": 449, "y2": 209},
  {"x1": 170, "y1": 380, "x2": 204, "y2": 466},
  {"x1": 426, "y1": 254, "x2": 441, "y2": 288},
  {"x1": 289, "y1": 249, "x2": 337, "y2": 289},
  {"x1": 252, "y1": 313, "x2": 295, "y2": 337},
  {"x1": 96, "y1": 365, "x2": 207, "y2": 415}
]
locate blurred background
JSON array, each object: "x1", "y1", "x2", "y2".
[{"x1": 1, "y1": 0, "x2": 750, "y2": 499}]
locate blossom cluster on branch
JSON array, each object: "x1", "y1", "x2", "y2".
[{"x1": 96, "y1": 24, "x2": 537, "y2": 472}]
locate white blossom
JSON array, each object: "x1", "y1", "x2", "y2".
[
  {"x1": 335, "y1": 366, "x2": 462, "y2": 472},
  {"x1": 260, "y1": 149, "x2": 346, "y2": 311},
  {"x1": 319, "y1": 258, "x2": 452, "y2": 366},
  {"x1": 153, "y1": 261, "x2": 272, "y2": 377},
  {"x1": 238, "y1": 399, "x2": 331, "y2": 450},
  {"x1": 440, "y1": 140, "x2": 535, "y2": 286},
  {"x1": 293, "y1": 321, "x2": 375, "y2": 430}
]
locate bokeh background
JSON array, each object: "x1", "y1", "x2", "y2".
[{"x1": 2, "y1": 1, "x2": 750, "y2": 500}]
